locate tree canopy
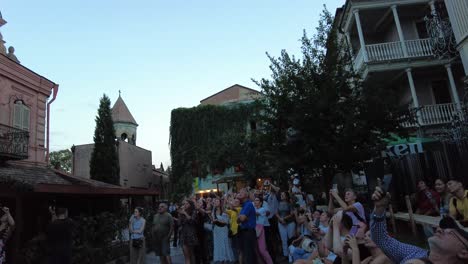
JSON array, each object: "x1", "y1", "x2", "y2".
[
  {"x1": 49, "y1": 149, "x2": 72, "y2": 173},
  {"x1": 90, "y1": 94, "x2": 120, "y2": 185},
  {"x1": 254, "y1": 8, "x2": 413, "y2": 185}
]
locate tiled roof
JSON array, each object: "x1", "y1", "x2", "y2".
[
  {"x1": 0, "y1": 163, "x2": 70, "y2": 186},
  {"x1": 0, "y1": 163, "x2": 158, "y2": 195},
  {"x1": 111, "y1": 95, "x2": 138, "y2": 126}
]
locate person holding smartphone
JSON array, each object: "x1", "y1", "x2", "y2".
[
  {"x1": 0, "y1": 206, "x2": 14, "y2": 264},
  {"x1": 329, "y1": 187, "x2": 367, "y2": 239}
]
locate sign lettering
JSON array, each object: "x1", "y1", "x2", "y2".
[{"x1": 381, "y1": 142, "x2": 424, "y2": 158}]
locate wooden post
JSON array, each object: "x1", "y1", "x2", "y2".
[
  {"x1": 389, "y1": 204, "x2": 397, "y2": 234},
  {"x1": 405, "y1": 195, "x2": 417, "y2": 235}
]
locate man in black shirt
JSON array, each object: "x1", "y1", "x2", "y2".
[{"x1": 47, "y1": 207, "x2": 74, "y2": 264}]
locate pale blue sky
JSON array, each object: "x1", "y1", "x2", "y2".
[{"x1": 2, "y1": 0, "x2": 343, "y2": 167}]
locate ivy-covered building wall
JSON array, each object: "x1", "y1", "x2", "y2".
[{"x1": 169, "y1": 103, "x2": 262, "y2": 199}]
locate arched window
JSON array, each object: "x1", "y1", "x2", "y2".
[
  {"x1": 13, "y1": 100, "x2": 30, "y2": 131},
  {"x1": 121, "y1": 133, "x2": 128, "y2": 142}
]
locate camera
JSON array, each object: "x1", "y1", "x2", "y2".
[{"x1": 301, "y1": 237, "x2": 317, "y2": 253}]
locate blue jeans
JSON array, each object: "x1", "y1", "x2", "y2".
[{"x1": 278, "y1": 222, "x2": 296, "y2": 257}]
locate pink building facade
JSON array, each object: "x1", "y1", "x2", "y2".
[{"x1": 0, "y1": 15, "x2": 58, "y2": 166}]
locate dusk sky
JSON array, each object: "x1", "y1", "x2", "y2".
[{"x1": 2, "y1": 0, "x2": 343, "y2": 167}]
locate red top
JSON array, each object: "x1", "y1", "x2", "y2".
[{"x1": 417, "y1": 189, "x2": 440, "y2": 215}]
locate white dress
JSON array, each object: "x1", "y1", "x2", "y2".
[{"x1": 212, "y1": 212, "x2": 235, "y2": 262}]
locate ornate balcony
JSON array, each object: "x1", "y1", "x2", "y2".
[{"x1": 0, "y1": 124, "x2": 29, "y2": 160}]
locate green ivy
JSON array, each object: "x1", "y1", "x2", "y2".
[{"x1": 169, "y1": 103, "x2": 260, "y2": 198}]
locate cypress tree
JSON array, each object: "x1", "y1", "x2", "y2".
[{"x1": 90, "y1": 94, "x2": 120, "y2": 185}]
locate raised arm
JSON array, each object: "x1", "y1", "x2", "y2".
[
  {"x1": 371, "y1": 186, "x2": 428, "y2": 263},
  {"x1": 2, "y1": 208, "x2": 15, "y2": 226},
  {"x1": 330, "y1": 190, "x2": 357, "y2": 213}
]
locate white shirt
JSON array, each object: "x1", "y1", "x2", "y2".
[{"x1": 256, "y1": 206, "x2": 269, "y2": 226}]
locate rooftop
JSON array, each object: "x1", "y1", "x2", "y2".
[
  {"x1": 111, "y1": 95, "x2": 138, "y2": 126},
  {"x1": 0, "y1": 163, "x2": 158, "y2": 195}
]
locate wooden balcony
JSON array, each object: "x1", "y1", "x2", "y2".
[
  {"x1": 354, "y1": 38, "x2": 435, "y2": 71},
  {"x1": 0, "y1": 124, "x2": 29, "y2": 161},
  {"x1": 402, "y1": 103, "x2": 463, "y2": 127}
]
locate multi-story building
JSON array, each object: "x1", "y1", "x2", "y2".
[
  {"x1": 200, "y1": 84, "x2": 263, "y2": 106},
  {"x1": 0, "y1": 12, "x2": 157, "y2": 262},
  {"x1": 191, "y1": 84, "x2": 263, "y2": 194},
  {"x1": 444, "y1": 0, "x2": 468, "y2": 81},
  {"x1": 334, "y1": 0, "x2": 468, "y2": 191},
  {"x1": 336, "y1": 0, "x2": 465, "y2": 131}
]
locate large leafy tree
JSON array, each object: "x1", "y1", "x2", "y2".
[
  {"x1": 90, "y1": 94, "x2": 120, "y2": 185},
  {"x1": 49, "y1": 149, "x2": 72, "y2": 173},
  {"x1": 254, "y1": 8, "x2": 413, "y2": 186}
]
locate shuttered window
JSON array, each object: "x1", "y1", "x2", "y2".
[{"x1": 13, "y1": 101, "x2": 30, "y2": 131}]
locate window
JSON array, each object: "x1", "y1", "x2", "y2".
[{"x1": 13, "y1": 100, "x2": 30, "y2": 131}]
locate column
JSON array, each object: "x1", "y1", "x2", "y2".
[
  {"x1": 391, "y1": 5, "x2": 408, "y2": 57},
  {"x1": 345, "y1": 32, "x2": 354, "y2": 57},
  {"x1": 406, "y1": 68, "x2": 422, "y2": 123},
  {"x1": 445, "y1": 64, "x2": 463, "y2": 112},
  {"x1": 353, "y1": 9, "x2": 368, "y2": 62}
]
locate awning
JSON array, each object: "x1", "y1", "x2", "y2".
[
  {"x1": 384, "y1": 134, "x2": 437, "y2": 146},
  {"x1": 212, "y1": 174, "x2": 245, "y2": 184}
]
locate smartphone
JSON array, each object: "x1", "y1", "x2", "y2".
[
  {"x1": 314, "y1": 218, "x2": 320, "y2": 228},
  {"x1": 382, "y1": 174, "x2": 392, "y2": 192},
  {"x1": 332, "y1": 183, "x2": 338, "y2": 191}
]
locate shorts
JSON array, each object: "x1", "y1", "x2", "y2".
[{"x1": 154, "y1": 238, "x2": 171, "y2": 257}]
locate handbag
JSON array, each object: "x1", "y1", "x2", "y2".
[
  {"x1": 213, "y1": 212, "x2": 228, "y2": 227},
  {"x1": 132, "y1": 238, "x2": 143, "y2": 249}
]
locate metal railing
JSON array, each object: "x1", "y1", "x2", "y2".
[{"x1": 0, "y1": 123, "x2": 29, "y2": 160}]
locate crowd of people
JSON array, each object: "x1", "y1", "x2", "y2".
[
  {"x1": 136, "y1": 176, "x2": 468, "y2": 264},
  {"x1": 1, "y1": 176, "x2": 468, "y2": 264}
]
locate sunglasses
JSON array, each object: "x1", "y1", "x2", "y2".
[
  {"x1": 435, "y1": 215, "x2": 468, "y2": 250},
  {"x1": 445, "y1": 229, "x2": 468, "y2": 250}
]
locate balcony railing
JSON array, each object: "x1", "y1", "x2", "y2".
[
  {"x1": 355, "y1": 38, "x2": 434, "y2": 70},
  {"x1": 402, "y1": 103, "x2": 462, "y2": 127},
  {"x1": 0, "y1": 124, "x2": 29, "y2": 160}
]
